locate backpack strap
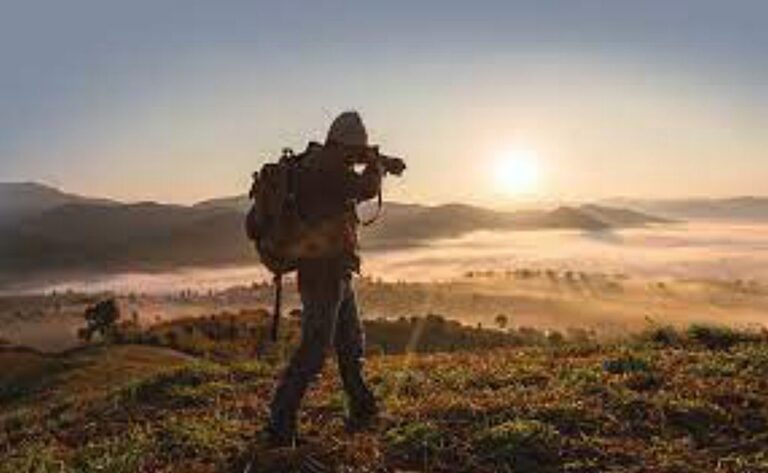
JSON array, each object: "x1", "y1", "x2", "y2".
[
  {"x1": 270, "y1": 273, "x2": 282, "y2": 342},
  {"x1": 361, "y1": 188, "x2": 383, "y2": 227}
]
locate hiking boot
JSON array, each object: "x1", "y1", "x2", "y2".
[
  {"x1": 344, "y1": 405, "x2": 381, "y2": 433},
  {"x1": 260, "y1": 424, "x2": 297, "y2": 448}
]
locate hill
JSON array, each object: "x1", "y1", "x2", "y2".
[
  {"x1": 1, "y1": 323, "x2": 767, "y2": 472},
  {"x1": 603, "y1": 196, "x2": 768, "y2": 222},
  {"x1": 360, "y1": 203, "x2": 619, "y2": 246},
  {"x1": 194, "y1": 194, "x2": 251, "y2": 213},
  {"x1": 0, "y1": 344, "x2": 192, "y2": 407},
  {"x1": 0, "y1": 182, "x2": 116, "y2": 225},
  {"x1": 196, "y1": 196, "x2": 670, "y2": 232},
  {"x1": 0, "y1": 182, "x2": 668, "y2": 286},
  {"x1": 1, "y1": 202, "x2": 251, "y2": 277},
  {"x1": 578, "y1": 204, "x2": 671, "y2": 227}
]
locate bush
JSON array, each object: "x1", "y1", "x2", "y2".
[
  {"x1": 687, "y1": 324, "x2": 743, "y2": 351},
  {"x1": 642, "y1": 325, "x2": 683, "y2": 347}
]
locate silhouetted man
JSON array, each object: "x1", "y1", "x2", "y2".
[{"x1": 265, "y1": 111, "x2": 395, "y2": 446}]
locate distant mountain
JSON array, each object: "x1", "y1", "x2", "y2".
[
  {"x1": 579, "y1": 204, "x2": 672, "y2": 226},
  {"x1": 0, "y1": 182, "x2": 669, "y2": 285},
  {"x1": 194, "y1": 195, "x2": 251, "y2": 213},
  {"x1": 602, "y1": 197, "x2": 768, "y2": 222},
  {"x1": 0, "y1": 182, "x2": 116, "y2": 224},
  {"x1": 359, "y1": 202, "x2": 669, "y2": 247},
  {"x1": 194, "y1": 197, "x2": 663, "y2": 233},
  {"x1": 1, "y1": 202, "x2": 250, "y2": 276}
]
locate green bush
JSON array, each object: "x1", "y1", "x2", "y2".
[{"x1": 687, "y1": 324, "x2": 743, "y2": 351}]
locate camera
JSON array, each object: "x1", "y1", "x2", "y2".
[
  {"x1": 353, "y1": 146, "x2": 406, "y2": 176},
  {"x1": 378, "y1": 154, "x2": 406, "y2": 176}
]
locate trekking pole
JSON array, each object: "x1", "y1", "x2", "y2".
[{"x1": 271, "y1": 273, "x2": 282, "y2": 342}]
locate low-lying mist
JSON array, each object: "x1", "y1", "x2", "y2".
[
  {"x1": 13, "y1": 221, "x2": 768, "y2": 294},
  {"x1": 3, "y1": 221, "x2": 768, "y2": 351}
]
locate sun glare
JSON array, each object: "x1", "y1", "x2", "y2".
[{"x1": 493, "y1": 149, "x2": 541, "y2": 195}]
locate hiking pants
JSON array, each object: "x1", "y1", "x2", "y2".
[{"x1": 268, "y1": 270, "x2": 376, "y2": 434}]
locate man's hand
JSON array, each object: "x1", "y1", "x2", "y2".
[{"x1": 346, "y1": 145, "x2": 406, "y2": 176}]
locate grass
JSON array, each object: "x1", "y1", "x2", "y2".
[{"x1": 1, "y1": 318, "x2": 768, "y2": 472}]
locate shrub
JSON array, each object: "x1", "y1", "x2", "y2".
[
  {"x1": 642, "y1": 325, "x2": 683, "y2": 347},
  {"x1": 687, "y1": 324, "x2": 742, "y2": 351}
]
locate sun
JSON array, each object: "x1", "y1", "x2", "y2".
[{"x1": 493, "y1": 149, "x2": 541, "y2": 195}]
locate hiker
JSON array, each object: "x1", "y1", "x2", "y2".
[{"x1": 261, "y1": 111, "x2": 405, "y2": 446}]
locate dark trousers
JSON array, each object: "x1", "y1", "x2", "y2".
[{"x1": 268, "y1": 265, "x2": 376, "y2": 435}]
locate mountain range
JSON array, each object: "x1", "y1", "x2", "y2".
[
  {"x1": 601, "y1": 197, "x2": 768, "y2": 221},
  {"x1": 1, "y1": 182, "x2": 673, "y2": 285},
  {"x1": 0, "y1": 182, "x2": 116, "y2": 224}
]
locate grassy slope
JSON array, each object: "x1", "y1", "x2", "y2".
[
  {"x1": 2, "y1": 338, "x2": 768, "y2": 472},
  {"x1": 0, "y1": 345, "x2": 192, "y2": 407}
]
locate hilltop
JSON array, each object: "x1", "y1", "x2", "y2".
[
  {"x1": 0, "y1": 182, "x2": 116, "y2": 225},
  {"x1": 1, "y1": 318, "x2": 767, "y2": 472}
]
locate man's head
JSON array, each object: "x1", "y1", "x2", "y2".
[{"x1": 326, "y1": 111, "x2": 368, "y2": 148}]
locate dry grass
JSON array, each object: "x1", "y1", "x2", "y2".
[{"x1": 2, "y1": 323, "x2": 768, "y2": 472}]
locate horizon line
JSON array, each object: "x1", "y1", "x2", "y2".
[{"x1": 4, "y1": 179, "x2": 768, "y2": 208}]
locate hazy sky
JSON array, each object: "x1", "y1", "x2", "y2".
[{"x1": 1, "y1": 0, "x2": 767, "y2": 206}]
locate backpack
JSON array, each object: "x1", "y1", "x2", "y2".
[
  {"x1": 245, "y1": 147, "x2": 305, "y2": 275},
  {"x1": 245, "y1": 146, "x2": 309, "y2": 340},
  {"x1": 245, "y1": 142, "x2": 388, "y2": 340},
  {"x1": 245, "y1": 142, "x2": 356, "y2": 275},
  {"x1": 246, "y1": 143, "x2": 357, "y2": 340}
]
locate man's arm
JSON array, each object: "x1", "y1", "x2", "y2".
[{"x1": 348, "y1": 161, "x2": 383, "y2": 202}]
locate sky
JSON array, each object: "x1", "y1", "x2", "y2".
[{"x1": 1, "y1": 0, "x2": 767, "y2": 206}]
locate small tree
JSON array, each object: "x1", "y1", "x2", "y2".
[
  {"x1": 79, "y1": 299, "x2": 121, "y2": 342},
  {"x1": 495, "y1": 314, "x2": 509, "y2": 331}
]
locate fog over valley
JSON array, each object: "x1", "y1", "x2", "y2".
[{"x1": 4, "y1": 220, "x2": 768, "y2": 351}]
